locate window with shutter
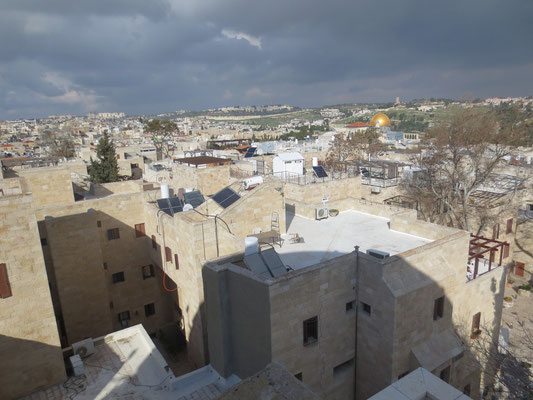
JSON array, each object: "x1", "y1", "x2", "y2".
[
  {"x1": 506, "y1": 218, "x2": 513, "y2": 234},
  {"x1": 135, "y1": 223, "x2": 145, "y2": 238},
  {"x1": 165, "y1": 247, "x2": 172, "y2": 263},
  {"x1": 472, "y1": 312, "x2": 481, "y2": 332},
  {"x1": 174, "y1": 254, "x2": 179, "y2": 270},
  {"x1": 0, "y1": 263, "x2": 12, "y2": 298}
]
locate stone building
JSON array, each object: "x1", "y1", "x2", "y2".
[
  {"x1": 0, "y1": 193, "x2": 66, "y2": 399},
  {"x1": 203, "y1": 199, "x2": 508, "y2": 399}
]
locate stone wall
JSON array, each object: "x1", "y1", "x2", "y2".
[
  {"x1": 37, "y1": 191, "x2": 175, "y2": 345},
  {"x1": 171, "y1": 163, "x2": 231, "y2": 196},
  {"x1": 284, "y1": 176, "x2": 361, "y2": 205},
  {"x1": 0, "y1": 194, "x2": 66, "y2": 399},
  {"x1": 18, "y1": 167, "x2": 75, "y2": 207}
]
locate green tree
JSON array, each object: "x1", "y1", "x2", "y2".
[
  {"x1": 144, "y1": 119, "x2": 177, "y2": 160},
  {"x1": 89, "y1": 131, "x2": 120, "y2": 183}
]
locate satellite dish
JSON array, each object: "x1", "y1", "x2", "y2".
[{"x1": 183, "y1": 204, "x2": 193, "y2": 211}]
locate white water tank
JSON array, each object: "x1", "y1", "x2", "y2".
[
  {"x1": 312, "y1": 157, "x2": 318, "y2": 167},
  {"x1": 160, "y1": 184, "x2": 169, "y2": 199},
  {"x1": 245, "y1": 236, "x2": 259, "y2": 255},
  {"x1": 243, "y1": 176, "x2": 263, "y2": 190}
]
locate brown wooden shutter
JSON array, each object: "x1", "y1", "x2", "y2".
[
  {"x1": 503, "y1": 244, "x2": 509, "y2": 258},
  {"x1": 0, "y1": 264, "x2": 13, "y2": 298},
  {"x1": 506, "y1": 218, "x2": 513, "y2": 234},
  {"x1": 472, "y1": 312, "x2": 481, "y2": 332},
  {"x1": 174, "y1": 254, "x2": 179, "y2": 270},
  {"x1": 135, "y1": 223, "x2": 145, "y2": 238},
  {"x1": 165, "y1": 247, "x2": 172, "y2": 263}
]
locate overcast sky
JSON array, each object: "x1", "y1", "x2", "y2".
[{"x1": 1, "y1": 0, "x2": 532, "y2": 119}]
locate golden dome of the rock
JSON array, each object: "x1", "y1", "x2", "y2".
[{"x1": 369, "y1": 112, "x2": 391, "y2": 127}]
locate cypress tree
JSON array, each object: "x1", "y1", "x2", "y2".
[{"x1": 89, "y1": 131, "x2": 120, "y2": 183}]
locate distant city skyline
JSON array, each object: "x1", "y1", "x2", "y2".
[{"x1": 1, "y1": 0, "x2": 532, "y2": 120}]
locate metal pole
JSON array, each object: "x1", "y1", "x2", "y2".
[{"x1": 353, "y1": 245, "x2": 360, "y2": 400}]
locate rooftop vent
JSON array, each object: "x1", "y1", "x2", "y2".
[{"x1": 366, "y1": 249, "x2": 390, "y2": 259}]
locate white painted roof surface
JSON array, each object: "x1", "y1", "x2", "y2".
[
  {"x1": 21, "y1": 325, "x2": 239, "y2": 400},
  {"x1": 276, "y1": 152, "x2": 304, "y2": 161},
  {"x1": 278, "y1": 210, "x2": 432, "y2": 270},
  {"x1": 368, "y1": 368, "x2": 472, "y2": 400}
]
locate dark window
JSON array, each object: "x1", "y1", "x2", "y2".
[
  {"x1": 175, "y1": 254, "x2": 179, "y2": 270},
  {"x1": 97, "y1": 220, "x2": 102, "y2": 228},
  {"x1": 144, "y1": 303, "x2": 156, "y2": 317},
  {"x1": 165, "y1": 247, "x2": 172, "y2": 263},
  {"x1": 142, "y1": 265, "x2": 155, "y2": 279},
  {"x1": 112, "y1": 272, "x2": 125, "y2": 283},
  {"x1": 346, "y1": 300, "x2": 355, "y2": 313},
  {"x1": 472, "y1": 312, "x2": 481, "y2": 333},
  {"x1": 433, "y1": 296, "x2": 444, "y2": 320},
  {"x1": 439, "y1": 366, "x2": 451, "y2": 383},
  {"x1": 294, "y1": 372, "x2": 302, "y2": 381},
  {"x1": 109, "y1": 301, "x2": 114, "y2": 309},
  {"x1": 107, "y1": 228, "x2": 120, "y2": 240},
  {"x1": 103, "y1": 262, "x2": 108, "y2": 270},
  {"x1": 503, "y1": 244, "x2": 510, "y2": 258},
  {"x1": 398, "y1": 371, "x2": 410, "y2": 380},
  {"x1": 362, "y1": 302, "x2": 371, "y2": 315},
  {"x1": 303, "y1": 316, "x2": 318, "y2": 346},
  {"x1": 0, "y1": 263, "x2": 13, "y2": 299},
  {"x1": 463, "y1": 384, "x2": 471, "y2": 396},
  {"x1": 492, "y1": 223, "x2": 500, "y2": 239},
  {"x1": 506, "y1": 218, "x2": 513, "y2": 234},
  {"x1": 135, "y1": 223, "x2": 145, "y2": 238},
  {"x1": 152, "y1": 235, "x2": 157, "y2": 249},
  {"x1": 118, "y1": 311, "x2": 130, "y2": 327},
  {"x1": 333, "y1": 358, "x2": 354, "y2": 377},
  {"x1": 40, "y1": 238, "x2": 47, "y2": 246}
]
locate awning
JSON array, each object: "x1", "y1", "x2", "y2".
[{"x1": 411, "y1": 329, "x2": 464, "y2": 372}]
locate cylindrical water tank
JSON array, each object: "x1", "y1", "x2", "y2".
[
  {"x1": 243, "y1": 176, "x2": 264, "y2": 190},
  {"x1": 185, "y1": 188, "x2": 193, "y2": 193},
  {"x1": 244, "y1": 236, "x2": 259, "y2": 255},
  {"x1": 312, "y1": 157, "x2": 318, "y2": 167},
  {"x1": 160, "y1": 184, "x2": 169, "y2": 199}
]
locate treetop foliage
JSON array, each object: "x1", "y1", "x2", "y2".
[{"x1": 88, "y1": 131, "x2": 120, "y2": 183}]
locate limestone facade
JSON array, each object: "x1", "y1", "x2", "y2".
[
  {"x1": 0, "y1": 194, "x2": 66, "y2": 400},
  {"x1": 204, "y1": 200, "x2": 506, "y2": 400}
]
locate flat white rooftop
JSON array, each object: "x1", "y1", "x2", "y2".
[
  {"x1": 278, "y1": 210, "x2": 432, "y2": 270},
  {"x1": 22, "y1": 325, "x2": 239, "y2": 400}
]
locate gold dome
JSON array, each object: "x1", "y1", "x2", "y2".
[{"x1": 369, "y1": 112, "x2": 391, "y2": 127}]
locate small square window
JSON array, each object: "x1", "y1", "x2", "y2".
[
  {"x1": 303, "y1": 316, "x2": 318, "y2": 346},
  {"x1": 142, "y1": 265, "x2": 155, "y2": 279},
  {"x1": 107, "y1": 228, "x2": 120, "y2": 240},
  {"x1": 144, "y1": 303, "x2": 156, "y2": 317},
  {"x1": 135, "y1": 223, "x2": 146, "y2": 238},
  {"x1": 40, "y1": 238, "x2": 47, "y2": 246},
  {"x1": 97, "y1": 220, "x2": 102, "y2": 228},
  {"x1": 433, "y1": 296, "x2": 444, "y2": 320},
  {"x1": 362, "y1": 302, "x2": 371, "y2": 315},
  {"x1": 112, "y1": 272, "x2": 125, "y2": 283},
  {"x1": 346, "y1": 300, "x2": 355, "y2": 313},
  {"x1": 118, "y1": 311, "x2": 130, "y2": 327}
]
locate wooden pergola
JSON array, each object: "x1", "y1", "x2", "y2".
[{"x1": 468, "y1": 234, "x2": 508, "y2": 279}]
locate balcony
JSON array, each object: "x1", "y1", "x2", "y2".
[{"x1": 467, "y1": 234, "x2": 509, "y2": 281}]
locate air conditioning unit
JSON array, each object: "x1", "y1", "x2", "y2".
[
  {"x1": 371, "y1": 186, "x2": 381, "y2": 194},
  {"x1": 366, "y1": 249, "x2": 390, "y2": 259},
  {"x1": 316, "y1": 206, "x2": 328, "y2": 220},
  {"x1": 72, "y1": 338, "x2": 95, "y2": 358}
]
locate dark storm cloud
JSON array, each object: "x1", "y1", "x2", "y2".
[{"x1": 1, "y1": 0, "x2": 532, "y2": 119}]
